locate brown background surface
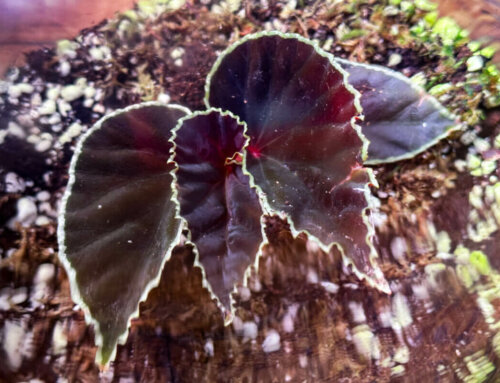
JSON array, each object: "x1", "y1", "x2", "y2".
[
  {"x1": 0, "y1": 0, "x2": 499, "y2": 75},
  {"x1": 0, "y1": 0, "x2": 135, "y2": 75}
]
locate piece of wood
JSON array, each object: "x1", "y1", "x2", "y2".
[{"x1": 0, "y1": 0, "x2": 135, "y2": 75}]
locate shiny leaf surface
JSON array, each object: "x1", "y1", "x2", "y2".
[
  {"x1": 58, "y1": 103, "x2": 189, "y2": 365},
  {"x1": 172, "y1": 110, "x2": 264, "y2": 312},
  {"x1": 206, "y1": 32, "x2": 388, "y2": 292},
  {"x1": 337, "y1": 59, "x2": 461, "y2": 164}
]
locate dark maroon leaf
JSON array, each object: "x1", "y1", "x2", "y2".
[
  {"x1": 336, "y1": 59, "x2": 461, "y2": 164},
  {"x1": 172, "y1": 110, "x2": 264, "y2": 314},
  {"x1": 58, "y1": 102, "x2": 189, "y2": 365},
  {"x1": 205, "y1": 32, "x2": 388, "y2": 292}
]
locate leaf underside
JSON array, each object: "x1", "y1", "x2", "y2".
[
  {"x1": 173, "y1": 111, "x2": 263, "y2": 311},
  {"x1": 206, "y1": 33, "x2": 388, "y2": 292},
  {"x1": 59, "y1": 104, "x2": 188, "y2": 365},
  {"x1": 337, "y1": 59, "x2": 459, "y2": 164}
]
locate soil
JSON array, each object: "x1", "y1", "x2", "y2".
[{"x1": 0, "y1": 0, "x2": 500, "y2": 382}]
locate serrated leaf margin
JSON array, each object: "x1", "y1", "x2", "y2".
[
  {"x1": 168, "y1": 107, "x2": 269, "y2": 325},
  {"x1": 204, "y1": 31, "x2": 390, "y2": 294},
  {"x1": 334, "y1": 58, "x2": 464, "y2": 165},
  {"x1": 57, "y1": 101, "x2": 191, "y2": 366}
]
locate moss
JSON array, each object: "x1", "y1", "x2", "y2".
[
  {"x1": 469, "y1": 251, "x2": 491, "y2": 276},
  {"x1": 414, "y1": 0, "x2": 436, "y2": 12}
]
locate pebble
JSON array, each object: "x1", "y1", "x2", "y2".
[
  {"x1": 34, "y1": 264, "x2": 56, "y2": 285},
  {"x1": 262, "y1": 330, "x2": 281, "y2": 353},
  {"x1": 27, "y1": 134, "x2": 40, "y2": 144},
  {"x1": 281, "y1": 304, "x2": 299, "y2": 333},
  {"x1": 157, "y1": 93, "x2": 171, "y2": 104},
  {"x1": 35, "y1": 139, "x2": 52, "y2": 152},
  {"x1": 61, "y1": 84, "x2": 84, "y2": 102},
  {"x1": 306, "y1": 268, "x2": 318, "y2": 284},
  {"x1": 83, "y1": 98, "x2": 94, "y2": 108},
  {"x1": 9, "y1": 85, "x2": 21, "y2": 99},
  {"x1": 392, "y1": 292, "x2": 413, "y2": 329},
  {"x1": 10, "y1": 287, "x2": 28, "y2": 306},
  {"x1": 320, "y1": 281, "x2": 339, "y2": 294},
  {"x1": 3, "y1": 320, "x2": 26, "y2": 370},
  {"x1": 352, "y1": 324, "x2": 379, "y2": 360},
  {"x1": 35, "y1": 216, "x2": 51, "y2": 226},
  {"x1": 388, "y1": 53, "x2": 402, "y2": 67},
  {"x1": 52, "y1": 124, "x2": 63, "y2": 133},
  {"x1": 36, "y1": 191, "x2": 51, "y2": 202},
  {"x1": 31, "y1": 93, "x2": 42, "y2": 107},
  {"x1": 59, "y1": 61, "x2": 71, "y2": 77},
  {"x1": 59, "y1": 122, "x2": 83, "y2": 144},
  {"x1": 349, "y1": 301, "x2": 367, "y2": 323},
  {"x1": 83, "y1": 86, "x2": 96, "y2": 99},
  {"x1": 249, "y1": 276, "x2": 262, "y2": 292},
  {"x1": 232, "y1": 315, "x2": 243, "y2": 334},
  {"x1": 170, "y1": 47, "x2": 185, "y2": 59},
  {"x1": 238, "y1": 286, "x2": 251, "y2": 301},
  {"x1": 473, "y1": 137, "x2": 491, "y2": 152},
  {"x1": 377, "y1": 190, "x2": 388, "y2": 199},
  {"x1": 89, "y1": 47, "x2": 105, "y2": 61},
  {"x1": 56, "y1": 39, "x2": 78, "y2": 59},
  {"x1": 20, "y1": 83, "x2": 35, "y2": 94},
  {"x1": 467, "y1": 56, "x2": 484, "y2": 72},
  {"x1": 38, "y1": 201, "x2": 56, "y2": 217},
  {"x1": 46, "y1": 87, "x2": 60, "y2": 100},
  {"x1": 31, "y1": 264, "x2": 55, "y2": 308},
  {"x1": 299, "y1": 354, "x2": 308, "y2": 368},
  {"x1": 282, "y1": 314, "x2": 294, "y2": 333},
  {"x1": 0, "y1": 288, "x2": 11, "y2": 310},
  {"x1": 21, "y1": 115, "x2": 36, "y2": 128},
  {"x1": 57, "y1": 100, "x2": 72, "y2": 117},
  {"x1": 5, "y1": 172, "x2": 26, "y2": 193},
  {"x1": 39, "y1": 100, "x2": 57, "y2": 115},
  {"x1": 52, "y1": 321, "x2": 68, "y2": 356},
  {"x1": 242, "y1": 321, "x2": 258, "y2": 340},
  {"x1": 390, "y1": 237, "x2": 408, "y2": 262},
  {"x1": 8, "y1": 83, "x2": 34, "y2": 98},
  {"x1": 92, "y1": 103, "x2": 105, "y2": 114},
  {"x1": 7, "y1": 121, "x2": 26, "y2": 139},
  {"x1": 12, "y1": 198, "x2": 37, "y2": 227},
  {"x1": 47, "y1": 114, "x2": 61, "y2": 125},
  {"x1": 89, "y1": 46, "x2": 111, "y2": 61},
  {"x1": 204, "y1": 339, "x2": 214, "y2": 357}
]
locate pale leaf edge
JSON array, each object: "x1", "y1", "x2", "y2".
[
  {"x1": 334, "y1": 58, "x2": 465, "y2": 165},
  {"x1": 204, "y1": 31, "x2": 390, "y2": 294},
  {"x1": 168, "y1": 107, "x2": 269, "y2": 325},
  {"x1": 57, "y1": 101, "x2": 191, "y2": 366}
]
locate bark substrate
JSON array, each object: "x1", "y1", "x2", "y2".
[{"x1": 1, "y1": 1, "x2": 500, "y2": 382}]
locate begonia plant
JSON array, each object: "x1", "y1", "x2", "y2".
[{"x1": 57, "y1": 31, "x2": 461, "y2": 366}]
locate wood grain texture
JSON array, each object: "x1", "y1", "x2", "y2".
[
  {"x1": 0, "y1": 0, "x2": 135, "y2": 75},
  {"x1": 0, "y1": 0, "x2": 499, "y2": 75},
  {"x1": 437, "y1": 0, "x2": 500, "y2": 62}
]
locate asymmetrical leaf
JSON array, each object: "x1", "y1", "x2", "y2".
[
  {"x1": 336, "y1": 59, "x2": 461, "y2": 164},
  {"x1": 58, "y1": 102, "x2": 189, "y2": 365},
  {"x1": 171, "y1": 110, "x2": 264, "y2": 313},
  {"x1": 205, "y1": 32, "x2": 388, "y2": 292}
]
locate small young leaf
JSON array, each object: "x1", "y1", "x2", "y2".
[
  {"x1": 336, "y1": 59, "x2": 461, "y2": 164},
  {"x1": 171, "y1": 110, "x2": 264, "y2": 315},
  {"x1": 58, "y1": 102, "x2": 189, "y2": 365},
  {"x1": 205, "y1": 32, "x2": 388, "y2": 293}
]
